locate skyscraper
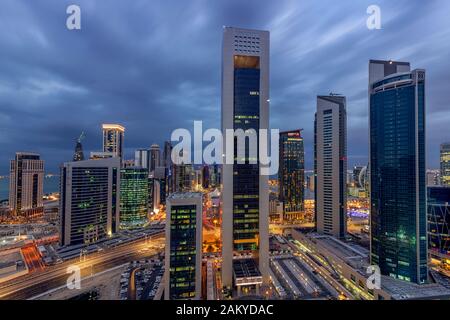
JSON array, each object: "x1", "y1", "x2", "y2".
[
  {"x1": 221, "y1": 27, "x2": 270, "y2": 290},
  {"x1": 278, "y1": 130, "x2": 305, "y2": 221},
  {"x1": 150, "y1": 144, "x2": 161, "y2": 173},
  {"x1": 102, "y1": 124, "x2": 125, "y2": 161},
  {"x1": 163, "y1": 141, "x2": 174, "y2": 194},
  {"x1": 73, "y1": 132, "x2": 85, "y2": 162},
  {"x1": 369, "y1": 60, "x2": 427, "y2": 284},
  {"x1": 440, "y1": 143, "x2": 450, "y2": 186},
  {"x1": 60, "y1": 157, "x2": 120, "y2": 246},
  {"x1": 120, "y1": 167, "x2": 149, "y2": 229},
  {"x1": 134, "y1": 148, "x2": 149, "y2": 169},
  {"x1": 164, "y1": 192, "x2": 202, "y2": 300},
  {"x1": 314, "y1": 95, "x2": 347, "y2": 239},
  {"x1": 9, "y1": 152, "x2": 44, "y2": 219}
]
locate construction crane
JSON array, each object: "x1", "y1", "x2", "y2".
[{"x1": 77, "y1": 131, "x2": 85, "y2": 143}]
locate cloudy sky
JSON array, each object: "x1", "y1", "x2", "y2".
[{"x1": 0, "y1": 0, "x2": 449, "y2": 174}]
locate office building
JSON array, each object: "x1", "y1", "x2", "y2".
[
  {"x1": 102, "y1": 124, "x2": 125, "y2": 161},
  {"x1": 120, "y1": 167, "x2": 149, "y2": 229},
  {"x1": 9, "y1": 152, "x2": 44, "y2": 218},
  {"x1": 60, "y1": 157, "x2": 120, "y2": 246},
  {"x1": 163, "y1": 141, "x2": 174, "y2": 194},
  {"x1": 441, "y1": 143, "x2": 450, "y2": 186},
  {"x1": 134, "y1": 148, "x2": 149, "y2": 169},
  {"x1": 369, "y1": 60, "x2": 427, "y2": 284},
  {"x1": 314, "y1": 95, "x2": 347, "y2": 239},
  {"x1": 427, "y1": 186, "x2": 450, "y2": 270},
  {"x1": 221, "y1": 27, "x2": 270, "y2": 290},
  {"x1": 150, "y1": 144, "x2": 161, "y2": 173},
  {"x1": 164, "y1": 192, "x2": 202, "y2": 300},
  {"x1": 279, "y1": 130, "x2": 305, "y2": 221},
  {"x1": 202, "y1": 165, "x2": 210, "y2": 189}
]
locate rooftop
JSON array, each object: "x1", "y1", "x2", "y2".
[{"x1": 168, "y1": 192, "x2": 203, "y2": 200}]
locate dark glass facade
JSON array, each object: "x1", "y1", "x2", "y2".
[
  {"x1": 168, "y1": 204, "x2": 197, "y2": 299},
  {"x1": 427, "y1": 186, "x2": 450, "y2": 268},
  {"x1": 120, "y1": 168, "x2": 149, "y2": 229},
  {"x1": 232, "y1": 56, "x2": 260, "y2": 252},
  {"x1": 370, "y1": 71, "x2": 427, "y2": 284},
  {"x1": 279, "y1": 130, "x2": 305, "y2": 217},
  {"x1": 68, "y1": 167, "x2": 110, "y2": 245}
]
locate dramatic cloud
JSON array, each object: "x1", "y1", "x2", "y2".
[{"x1": 0, "y1": 0, "x2": 449, "y2": 174}]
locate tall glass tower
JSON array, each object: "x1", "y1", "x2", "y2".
[
  {"x1": 279, "y1": 130, "x2": 305, "y2": 221},
  {"x1": 369, "y1": 60, "x2": 427, "y2": 284},
  {"x1": 120, "y1": 167, "x2": 149, "y2": 229},
  {"x1": 221, "y1": 27, "x2": 269, "y2": 291},
  {"x1": 165, "y1": 193, "x2": 202, "y2": 300}
]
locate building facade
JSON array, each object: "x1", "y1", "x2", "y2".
[
  {"x1": 278, "y1": 130, "x2": 305, "y2": 221},
  {"x1": 120, "y1": 167, "x2": 149, "y2": 229},
  {"x1": 221, "y1": 27, "x2": 270, "y2": 289},
  {"x1": 150, "y1": 144, "x2": 161, "y2": 173},
  {"x1": 134, "y1": 148, "x2": 149, "y2": 169},
  {"x1": 441, "y1": 143, "x2": 450, "y2": 186},
  {"x1": 164, "y1": 192, "x2": 202, "y2": 300},
  {"x1": 60, "y1": 157, "x2": 120, "y2": 246},
  {"x1": 102, "y1": 124, "x2": 125, "y2": 161},
  {"x1": 9, "y1": 152, "x2": 44, "y2": 219},
  {"x1": 427, "y1": 186, "x2": 450, "y2": 270},
  {"x1": 314, "y1": 95, "x2": 347, "y2": 239},
  {"x1": 369, "y1": 60, "x2": 427, "y2": 284}
]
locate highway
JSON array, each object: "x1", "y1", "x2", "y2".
[{"x1": 0, "y1": 232, "x2": 164, "y2": 300}]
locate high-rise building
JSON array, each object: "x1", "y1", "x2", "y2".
[
  {"x1": 9, "y1": 152, "x2": 44, "y2": 219},
  {"x1": 221, "y1": 27, "x2": 270, "y2": 290},
  {"x1": 60, "y1": 157, "x2": 120, "y2": 246},
  {"x1": 202, "y1": 165, "x2": 210, "y2": 190},
  {"x1": 278, "y1": 130, "x2": 305, "y2": 221},
  {"x1": 163, "y1": 141, "x2": 174, "y2": 194},
  {"x1": 134, "y1": 148, "x2": 149, "y2": 169},
  {"x1": 210, "y1": 164, "x2": 221, "y2": 188},
  {"x1": 427, "y1": 186, "x2": 450, "y2": 270},
  {"x1": 164, "y1": 192, "x2": 202, "y2": 300},
  {"x1": 314, "y1": 95, "x2": 347, "y2": 239},
  {"x1": 73, "y1": 132, "x2": 85, "y2": 162},
  {"x1": 353, "y1": 166, "x2": 364, "y2": 188},
  {"x1": 102, "y1": 124, "x2": 125, "y2": 161},
  {"x1": 120, "y1": 167, "x2": 149, "y2": 229},
  {"x1": 441, "y1": 143, "x2": 450, "y2": 186},
  {"x1": 369, "y1": 60, "x2": 427, "y2": 284},
  {"x1": 150, "y1": 144, "x2": 161, "y2": 173},
  {"x1": 426, "y1": 169, "x2": 440, "y2": 187}
]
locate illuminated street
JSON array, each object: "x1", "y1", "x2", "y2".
[{"x1": 0, "y1": 232, "x2": 164, "y2": 300}]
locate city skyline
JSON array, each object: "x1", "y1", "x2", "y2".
[{"x1": 1, "y1": 0, "x2": 450, "y2": 174}]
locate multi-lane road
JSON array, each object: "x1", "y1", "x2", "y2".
[{"x1": 0, "y1": 232, "x2": 165, "y2": 300}]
